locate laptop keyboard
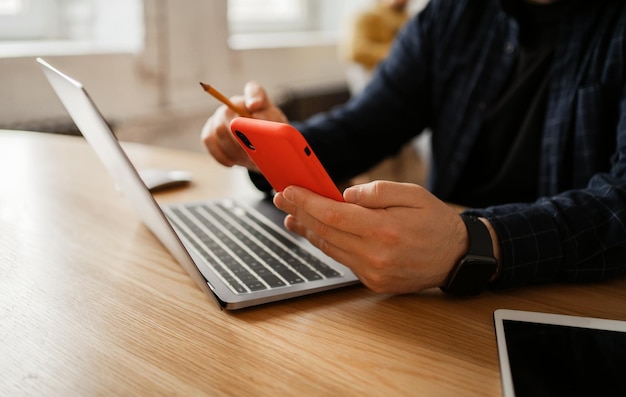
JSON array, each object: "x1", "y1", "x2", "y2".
[{"x1": 164, "y1": 201, "x2": 341, "y2": 294}]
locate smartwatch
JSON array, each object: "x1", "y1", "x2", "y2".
[{"x1": 441, "y1": 214, "x2": 498, "y2": 296}]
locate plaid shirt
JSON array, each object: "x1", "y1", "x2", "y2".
[{"x1": 296, "y1": 0, "x2": 626, "y2": 288}]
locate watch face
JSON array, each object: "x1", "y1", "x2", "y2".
[
  {"x1": 443, "y1": 214, "x2": 498, "y2": 296},
  {"x1": 445, "y1": 256, "x2": 498, "y2": 296}
]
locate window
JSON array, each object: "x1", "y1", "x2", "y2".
[
  {"x1": 228, "y1": 0, "x2": 313, "y2": 33},
  {"x1": 0, "y1": 0, "x2": 144, "y2": 55},
  {"x1": 227, "y1": 0, "x2": 374, "y2": 49},
  {"x1": 0, "y1": 0, "x2": 55, "y2": 40},
  {"x1": 0, "y1": 0, "x2": 22, "y2": 14}
]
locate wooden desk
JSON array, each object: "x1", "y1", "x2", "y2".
[{"x1": 2, "y1": 130, "x2": 626, "y2": 396}]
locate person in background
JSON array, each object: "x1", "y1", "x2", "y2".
[
  {"x1": 340, "y1": 0, "x2": 410, "y2": 96},
  {"x1": 201, "y1": 0, "x2": 626, "y2": 297}
]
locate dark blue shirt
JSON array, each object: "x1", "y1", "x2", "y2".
[{"x1": 294, "y1": 0, "x2": 626, "y2": 289}]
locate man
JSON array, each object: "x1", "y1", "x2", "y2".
[{"x1": 201, "y1": 0, "x2": 626, "y2": 296}]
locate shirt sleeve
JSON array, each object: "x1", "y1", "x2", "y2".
[
  {"x1": 466, "y1": 81, "x2": 626, "y2": 289},
  {"x1": 294, "y1": 10, "x2": 435, "y2": 185}
]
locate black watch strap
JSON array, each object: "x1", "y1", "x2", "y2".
[
  {"x1": 460, "y1": 215, "x2": 493, "y2": 257},
  {"x1": 441, "y1": 215, "x2": 498, "y2": 296}
]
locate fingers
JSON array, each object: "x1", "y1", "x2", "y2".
[
  {"x1": 275, "y1": 186, "x2": 370, "y2": 237},
  {"x1": 279, "y1": 199, "x2": 375, "y2": 284},
  {"x1": 243, "y1": 81, "x2": 266, "y2": 113},
  {"x1": 283, "y1": 213, "x2": 358, "y2": 263},
  {"x1": 201, "y1": 81, "x2": 288, "y2": 170},
  {"x1": 343, "y1": 180, "x2": 428, "y2": 209},
  {"x1": 201, "y1": 105, "x2": 255, "y2": 168},
  {"x1": 243, "y1": 81, "x2": 289, "y2": 123}
]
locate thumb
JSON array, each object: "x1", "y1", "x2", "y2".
[
  {"x1": 343, "y1": 180, "x2": 427, "y2": 209},
  {"x1": 243, "y1": 81, "x2": 268, "y2": 112}
]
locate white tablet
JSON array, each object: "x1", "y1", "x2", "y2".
[{"x1": 494, "y1": 309, "x2": 626, "y2": 397}]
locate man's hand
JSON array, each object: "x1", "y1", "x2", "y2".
[
  {"x1": 274, "y1": 180, "x2": 470, "y2": 294},
  {"x1": 201, "y1": 81, "x2": 288, "y2": 171}
]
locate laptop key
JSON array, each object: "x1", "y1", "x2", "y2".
[
  {"x1": 214, "y1": 203, "x2": 335, "y2": 281},
  {"x1": 199, "y1": 206, "x2": 307, "y2": 284},
  {"x1": 167, "y1": 201, "x2": 341, "y2": 295},
  {"x1": 165, "y1": 210, "x2": 252, "y2": 293},
  {"x1": 235, "y1": 208, "x2": 341, "y2": 279}
]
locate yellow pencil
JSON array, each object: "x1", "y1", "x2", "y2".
[{"x1": 199, "y1": 82, "x2": 251, "y2": 117}]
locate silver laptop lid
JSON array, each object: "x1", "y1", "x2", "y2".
[{"x1": 36, "y1": 57, "x2": 217, "y2": 303}]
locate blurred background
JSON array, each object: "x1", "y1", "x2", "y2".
[{"x1": 0, "y1": 0, "x2": 428, "y2": 153}]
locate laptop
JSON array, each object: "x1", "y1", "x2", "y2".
[{"x1": 37, "y1": 57, "x2": 359, "y2": 310}]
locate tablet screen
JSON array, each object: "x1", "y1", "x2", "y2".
[{"x1": 494, "y1": 310, "x2": 626, "y2": 397}]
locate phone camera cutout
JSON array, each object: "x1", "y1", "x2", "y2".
[
  {"x1": 235, "y1": 130, "x2": 255, "y2": 150},
  {"x1": 304, "y1": 146, "x2": 311, "y2": 156}
]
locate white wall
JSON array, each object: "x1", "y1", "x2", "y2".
[{"x1": 0, "y1": 0, "x2": 348, "y2": 129}]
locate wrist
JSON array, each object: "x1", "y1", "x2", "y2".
[{"x1": 441, "y1": 214, "x2": 499, "y2": 296}]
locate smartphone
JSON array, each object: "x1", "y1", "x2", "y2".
[{"x1": 229, "y1": 117, "x2": 344, "y2": 202}]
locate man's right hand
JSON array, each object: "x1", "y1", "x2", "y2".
[{"x1": 201, "y1": 81, "x2": 288, "y2": 171}]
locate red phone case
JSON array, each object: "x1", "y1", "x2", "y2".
[{"x1": 229, "y1": 117, "x2": 344, "y2": 202}]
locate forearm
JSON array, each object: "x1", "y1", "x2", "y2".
[{"x1": 466, "y1": 180, "x2": 626, "y2": 289}]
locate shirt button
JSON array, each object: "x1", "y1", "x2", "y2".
[{"x1": 504, "y1": 41, "x2": 516, "y2": 55}]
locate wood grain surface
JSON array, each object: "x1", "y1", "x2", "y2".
[{"x1": 2, "y1": 131, "x2": 625, "y2": 396}]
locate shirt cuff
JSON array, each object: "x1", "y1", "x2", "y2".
[{"x1": 248, "y1": 170, "x2": 274, "y2": 195}]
